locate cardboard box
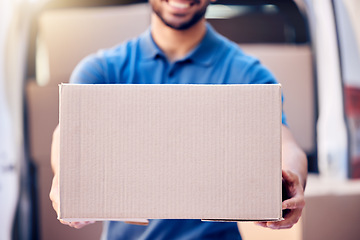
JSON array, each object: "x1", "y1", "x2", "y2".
[{"x1": 59, "y1": 84, "x2": 282, "y2": 222}]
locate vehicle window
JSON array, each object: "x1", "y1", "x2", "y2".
[{"x1": 206, "y1": 1, "x2": 309, "y2": 44}]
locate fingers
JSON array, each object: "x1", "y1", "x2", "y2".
[
  {"x1": 283, "y1": 196, "x2": 305, "y2": 210},
  {"x1": 282, "y1": 170, "x2": 304, "y2": 199},
  {"x1": 49, "y1": 175, "x2": 95, "y2": 229},
  {"x1": 256, "y1": 208, "x2": 302, "y2": 230},
  {"x1": 282, "y1": 169, "x2": 295, "y2": 182},
  {"x1": 282, "y1": 170, "x2": 300, "y2": 188},
  {"x1": 59, "y1": 220, "x2": 96, "y2": 229},
  {"x1": 254, "y1": 222, "x2": 267, "y2": 228},
  {"x1": 125, "y1": 221, "x2": 149, "y2": 226},
  {"x1": 254, "y1": 170, "x2": 305, "y2": 230}
]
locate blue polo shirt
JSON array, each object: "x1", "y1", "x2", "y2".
[{"x1": 70, "y1": 23, "x2": 286, "y2": 240}]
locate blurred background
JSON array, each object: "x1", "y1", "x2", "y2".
[{"x1": 0, "y1": 0, "x2": 360, "y2": 239}]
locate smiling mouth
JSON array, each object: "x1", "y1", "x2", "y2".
[{"x1": 166, "y1": 0, "x2": 197, "y2": 9}]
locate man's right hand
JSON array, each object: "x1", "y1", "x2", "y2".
[{"x1": 49, "y1": 125, "x2": 95, "y2": 229}]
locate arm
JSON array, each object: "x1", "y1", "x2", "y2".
[
  {"x1": 255, "y1": 125, "x2": 307, "y2": 229},
  {"x1": 49, "y1": 125, "x2": 95, "y2": 229}
]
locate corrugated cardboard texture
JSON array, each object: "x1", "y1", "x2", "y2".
[{"x1": 59, "y1": 84, "x2": 282, "y2": 221}]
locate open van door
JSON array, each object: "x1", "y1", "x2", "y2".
[
  {"x1": 26, "y1": 1, "x2": 149, "y2": 239},
  {"x1": 333, "y1": 0, "x2": 360, "y2": 178}
]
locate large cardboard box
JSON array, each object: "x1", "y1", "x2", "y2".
[{"x1": 58, "y1": 84, "x2": 282, "y2": 222}]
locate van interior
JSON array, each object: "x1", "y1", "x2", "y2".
[{"x1": 18, "y1": 0, "x2": 324, "y2": 239}]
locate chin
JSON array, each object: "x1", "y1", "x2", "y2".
[{"x1": 158, "y1": 11, "x2": 206, "y2": 30}]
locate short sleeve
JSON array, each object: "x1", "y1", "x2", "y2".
[
  {"x1": 70, "y1": 53, "x2": 107, "y2": 84},
  {"x1": 245, "y1": 58, "x2": 288, "y2": 126}
]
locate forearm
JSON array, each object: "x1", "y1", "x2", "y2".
[{"x1": 281, "y1": 125, "x2": 308, "y2": 189}]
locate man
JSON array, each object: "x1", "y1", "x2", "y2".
[{"x1": 50, "y1": 0, "x2": 307, "y2": 239}]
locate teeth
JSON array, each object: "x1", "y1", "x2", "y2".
[{"x1": 168, "y1": 0, "x2": 191, "y2": 9}]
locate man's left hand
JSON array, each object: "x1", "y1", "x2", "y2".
[{"x1": 255, "y1": 169, "x2": 305, "y2": 229}]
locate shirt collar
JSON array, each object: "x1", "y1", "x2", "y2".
[
  {"x1": 140, "y1": 27, "x2": 164, "y2": 60},
  {"x1": 140, "y1": 23, "x2": 222, "y2": 66},
  {"x1": 184, "y1": 23, "x2": 221, "y2": 66}
]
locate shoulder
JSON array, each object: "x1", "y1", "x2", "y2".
[
  {"x1": 100, "y1": 37, "x2": 140, "y2": 64},
  {"x1": 209, "y1": 29, "x2": 260, "y2": 68},
  {"x1": 215, "y1": 32, "x2": 277, "y2": 84},
  {"x1": 70, "y1": 37, "x2": 140, "y2": 84}
]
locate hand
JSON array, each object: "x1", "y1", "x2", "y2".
[
  {"x1": 255, "y1": 170, "x2": 305, "y2": 229},
  {"x1": 49, "y1": 125, "x2": 95, "y2": 229},
  {"x1": 49, "y1": 172, "x2": 95, "y2": 229}
]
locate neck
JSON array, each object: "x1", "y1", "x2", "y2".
[{"x1": 151, "y1": 13, "x2": 207, "y2": 62}]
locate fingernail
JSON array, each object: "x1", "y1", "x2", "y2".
[{"x1": 267, "y1": 222, "x2": 274, "y2": 227}]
